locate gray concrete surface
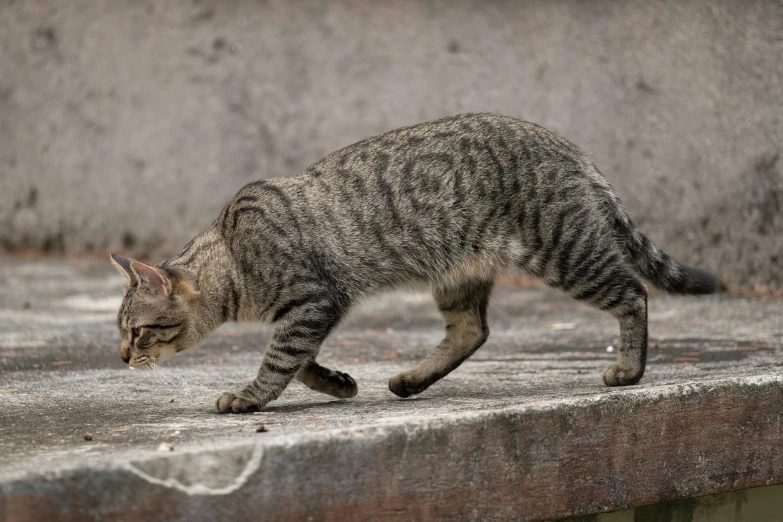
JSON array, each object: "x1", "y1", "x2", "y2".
[
  {"x1": 0, "y1": 257, "x2": 781, "y2": 521},
  {"x1": 1, "y1": 1, "x2": 782, "y2": 287}
]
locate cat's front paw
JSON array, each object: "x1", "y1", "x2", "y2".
[
  {"x1": 322, "y1": 370, "x2": 358, "y2": 399},
  {"x1": 602, "y1": 364, "x2": 643, "y2": 386},
  {"x1": 215, "y1": 392, "x2": 261, "y2": 414}
]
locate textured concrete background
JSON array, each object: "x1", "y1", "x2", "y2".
[{"x1": 1, "y1": 0, "x2": 782, "y2": 286}]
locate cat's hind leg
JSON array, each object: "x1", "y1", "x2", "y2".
[
  {"x1": 295, "y1": 360, "x2": 358, "y2": 398},
  {"x1": 557, "y1": 252, "x2": 648, "y2": 386},
  {"x1": 388, "y1": 278, "x2": 493, "y2": 398},
  {"x1": 599, "y1": 281, "x2": 647, "y2": 386}
]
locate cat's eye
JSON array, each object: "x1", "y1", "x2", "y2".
[
  {"x1": 144, "y1": 322, "x2": 183, "y2": 330},
  {"x1": 131, "y1": 327, "x2": 142, "y2": 338}
]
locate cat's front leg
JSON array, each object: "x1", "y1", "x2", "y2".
[{"x1": 216, "y1": 299, "x2": 343, "y2": 414}]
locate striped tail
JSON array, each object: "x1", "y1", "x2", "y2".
[{"x1": 609, "y1": 202, "x2": 719, "y2": 295}]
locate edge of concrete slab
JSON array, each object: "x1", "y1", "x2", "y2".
[{"x1": 2, "y1": 373, "x2": 782, "y2": 522}]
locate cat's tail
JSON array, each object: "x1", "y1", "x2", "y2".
[{"x1": 604, "y1": 194, "x2": 719, "y2": 295}]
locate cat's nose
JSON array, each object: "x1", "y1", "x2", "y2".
[{"x1": 120, "y1": 342, "x2": 131, "y2": 364}]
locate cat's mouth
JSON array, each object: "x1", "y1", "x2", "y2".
[{"x1": 129, "y1": 345, "x2": 177, "y2": 367}]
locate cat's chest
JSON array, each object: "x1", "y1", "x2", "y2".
[
  {"x1": 231, "y1": 294, "x2": 269, "y2": 323},
  {"x1": 236, "y1": 304, "x2": 265, "y2": 323}
]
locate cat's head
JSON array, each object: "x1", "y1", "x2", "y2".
[{"x1": 110, "y1": 254, "x2": 202, "y2": 367}]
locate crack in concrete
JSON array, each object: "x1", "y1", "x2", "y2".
[{"x1": 124, "y1": 445, "x2": 264, "y2": 496}]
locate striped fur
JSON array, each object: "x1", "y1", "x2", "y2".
[{"x1": 111, "y1": 113, "x2": 719, "y2": 413}]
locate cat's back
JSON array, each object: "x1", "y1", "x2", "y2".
[
  {"x1": 227, "y1": 114, "x2": 595, "y2": 225},
  {"x1": 301, "y1": 113, "x2": 586, "y2": 182},
  {"x1": 220, "y1": 113, "x2": 610, "y2": 290}
]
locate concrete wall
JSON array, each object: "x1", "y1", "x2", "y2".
[{"x1": 1, "y1": 0, "x2": 781, "y2": 286}]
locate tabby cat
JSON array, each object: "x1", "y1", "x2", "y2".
[{"x1": 111, "y1": 113, "x2": 718, "y2": 414}]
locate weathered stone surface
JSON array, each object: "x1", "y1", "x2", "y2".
[
  {"x1": 1, "y1": 1, "x2": 782, "y2": 286},
  {"x1": 0, "y1": 258, "x2": 781, "y2": 521}
]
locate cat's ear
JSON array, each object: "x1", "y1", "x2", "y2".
[
  {"x1": 130, "y1": 261, "x2": 173, "y2": 296},
  {"x1": 110, "y1": 254, "x2": 136, "y2": 286}
]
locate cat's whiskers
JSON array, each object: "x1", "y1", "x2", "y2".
[
  {"x1": 147, "y1": 360, "x2": 164, "y2": 379},
  {"x1": 134, "y1": 357, "x2": 163, "y2": 382},
  {"x1": 149, "y1": 358, "x2": 180, "y2": 385},
  {"x1": 157, "y1": 366, "x2": 177, "y2": 382},
  {"x1": 152, "y1": 366, "x2": 169, "y2": 384}
]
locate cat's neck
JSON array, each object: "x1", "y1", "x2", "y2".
[{"x1": 163, "y1": 227, "x2": 238, "y2": 332}]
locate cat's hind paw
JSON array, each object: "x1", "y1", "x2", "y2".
[
  {"x1": 215, "y1": 391, "x2": 262, "y2": 414},
  {"x1": 602, "y1": 364, "x2": 643, "y2": 386},
  {"x1": 388, "y1": 372, "x2": 428, "y2": 398}
]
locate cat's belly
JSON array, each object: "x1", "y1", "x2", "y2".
[{"x1": 436, "y1": 238, "x2": 530, "y2": 286}]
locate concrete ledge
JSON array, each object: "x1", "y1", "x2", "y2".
[
  {"x1": 2, "y1": 375, "x2": 782, "y2": 521},
  {"x1": 1, "y1": 258, "x2": 782, "y2": 521}
]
